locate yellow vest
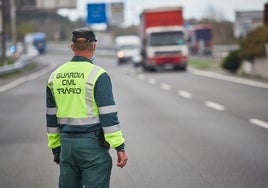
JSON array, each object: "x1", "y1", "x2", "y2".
[{"x1": 48, "y1": 61, "x2": 106, "y2": 124}]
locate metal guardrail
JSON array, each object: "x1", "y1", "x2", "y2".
[
  {"x1": 47, "y1": 42, "x2": 116, "y2": 56},
  {"x1": 0, "y1": 47, "x2": 115, "y2": 76},
  {"x1": 0, "y1": 54, "x2": 37, "y2": 75}
]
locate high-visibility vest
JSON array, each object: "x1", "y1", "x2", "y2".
[
  {"x1": 48, "y1": 61, "x2": 106, "y2": 125},
  {"x1": 47, "y1": 61, "x2": 124, "y2": 150}
]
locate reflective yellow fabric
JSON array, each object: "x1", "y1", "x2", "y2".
[
  {"x1": 48, "y1": 62, "x2": 106, "y2": 118},
  {"x1": 104, "y1": 130, "x2": 125, "y2": 148},
  {"x1": 47, "y1": 133, "x2": 61, "y2": 149},
  {"x1": 52, "y1": 62, "x2": 91, "y2": 118},
  {"x1": 47, "y1": 62, "x2": 106, "y2": 150}
]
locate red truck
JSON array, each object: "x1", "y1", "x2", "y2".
[{"x1": 138, "y1": 7, "x2": 188, "y2": 71}]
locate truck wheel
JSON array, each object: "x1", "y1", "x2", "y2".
[
  {"x1": 142, "y1": 64, "x2": 156, "y2": 72},
  {"x1": 173, "y1": 65, "x2": 181, "y2": 71},
  {"x1": 118, "y1": 59, "x2": 124, "y2": 65},
  {"x1": 181, "y1": 64, "x2": 187, "y2": 71},
  {"x1": 142, "y1": 64, "x2": 149, "y2": 71},
  {"x1": 173, "y1": 64, "x2": 187, "y2": 71}
]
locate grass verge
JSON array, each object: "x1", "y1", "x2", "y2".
[{"x1": 188, "y1": 59, "x2": 213, "y2": 69}]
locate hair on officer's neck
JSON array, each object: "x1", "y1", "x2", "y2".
[{"x1": 71, "y1": 42, "x2": 95, "y2": 60}]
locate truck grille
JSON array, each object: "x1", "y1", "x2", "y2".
[{"x1": 155, "y1": 51, "x2": 181, "y2": 56}]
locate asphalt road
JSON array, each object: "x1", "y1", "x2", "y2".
[{"x1": 1, "y1": 50, "x2": 268, "y2": 188}]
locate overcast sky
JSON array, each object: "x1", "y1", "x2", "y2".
[{"x1": 58, "y1": 0, "x2": 268, "y2": 25}]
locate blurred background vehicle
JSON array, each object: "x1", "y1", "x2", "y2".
[
  {"x1": 138, "y1": 7, "x2": 189, "y2": 71},
  {"x1": 24, "y1": 32, "x2": 47, "y2": 55},
  {"x1": 115, "y1": 35, "x2": 142, "y2": 66},
  {"x1": 186, "y1": 24, "x2": 213, "y2": 55}
]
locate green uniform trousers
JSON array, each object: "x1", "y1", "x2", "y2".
[{"x1": 59, "y1": 132, "x2": 112, "y2": 188}]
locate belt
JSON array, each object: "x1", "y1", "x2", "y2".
[{"x1": 60, "y1": 129, "x2": 102, "y2": 138}]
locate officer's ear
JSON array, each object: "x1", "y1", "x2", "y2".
[
  {"x1": 92, "y1": 42, "x2": 96, "y2": 51},
  {"x1": 70, "y1": 43, "x2": 75, "y2": 51}
]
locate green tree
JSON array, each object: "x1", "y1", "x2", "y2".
[{"x1": 239, "y1": 25, "x2": 268, "y2": 62}]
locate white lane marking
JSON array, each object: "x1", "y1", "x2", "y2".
[
  {"x1": 205, "y1": 101, "x2": 225, "y2": 111},
  {"x1": 189, "y1": 68, "x2": 268, "y2": 90},
  {"x1": 137, "y1": 74, "x2": 145, "y2": 80},
  {"x1": 178, "y1": 90, "x2": 192, "y2": 98},
  {"x1": 160, "y1": 83, "x2": 171, "y2": 91},
  {"x1": 148, "y1": 78, "x2": 156, "y2": 85},
  {"x1": 250, "y1": 118, "x2": 268, "y2": 129},
  {"x1": 0, "y1": 65, "x2": 55, "y2": 93}
]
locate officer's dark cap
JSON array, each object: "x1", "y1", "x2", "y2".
[{"x1": 72, "y1": 27, "x2": 97, "y2": 43}]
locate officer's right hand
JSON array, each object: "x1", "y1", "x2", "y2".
[
  {"x1": 117, "y1": 151, "x2": 128, "y2": 168},
  {"x1": 52, "y1": 146, "x2": 61, "y2": 164}
]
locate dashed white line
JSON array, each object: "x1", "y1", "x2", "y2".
[
  {"x1": 178, "y1": 90, "x2": 192, "y2": 98},
  {"x1": 137, "y1": 74, "x2": 145, "y2": 80},
  {"x1": 135, "y1": 76, "x2": 268, "y2": 132},
  {"x1": 160, "y1": 83, "x2": 171, "y2": 91},
  {"x1": 205, "y1": 101, "x2": 225, "y2": 111},
  {"x1": 250, "y1": 118, "x2": 268, "y2": 129},
  {"x1": 148, "y1": 78, "x2": 156, "y2": 85}
]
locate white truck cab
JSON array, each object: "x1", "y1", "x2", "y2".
[
  {"x1": 143, "y1": 26, "x2": 188, "y2": 70},
  {"x1": 115, "y1": 35, "x2": 142, "y2": 66}
]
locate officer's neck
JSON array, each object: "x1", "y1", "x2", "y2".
[{"x1": 73, "y1": 50, "x2": 94, "y2": 60}]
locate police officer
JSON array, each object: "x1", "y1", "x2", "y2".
[{"x1": 46, "y1": 27, "x2": 128, "y2": 188}]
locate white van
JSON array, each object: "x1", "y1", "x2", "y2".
[{"x1": 115, "y1": 35, "x2": 142, "y2": 66}]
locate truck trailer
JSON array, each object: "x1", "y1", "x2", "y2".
[{"x1": 138, "y1": 7, "x2": 188, "y2": 71}]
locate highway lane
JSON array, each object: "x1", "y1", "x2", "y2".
[
  {"x1": 0, "y1": 54, "x2": 70, "y2": 188},
  {"x1": 1, "y1": 52, "x2": 268, "y2": 188},
  {"x1": 109, "y1": 64, "x2": 268, "y2": 188},
  {"x1": 128, "y1": 67, "x2": 268, "y2": 129}
]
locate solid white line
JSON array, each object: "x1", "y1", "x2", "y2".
[
  {"x1": 250, "y1": 118, "x2": 268, "y2": 129},
  {"x1": 0, "y1": 65, "x2": 55, "y2": 93},
  {"x1": 189, "y1": 68, "x2": 268, "y2": 90},
  {"x1": 148, "y1": 78, "x2": 156, "y2": 85},
  {"x1": 160, "y1": 83, "x2": 171, "y2": 91},
  {"x1": 178, "y1": 90, "x2": 192, "y2": 98},
  {"x1": 205, "y1": 101, "x2": 225, "y2": 111}
]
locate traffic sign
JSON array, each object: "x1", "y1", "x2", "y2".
[
  {"x1": 110, "y1": 2, "x2": 124, "y2": 26},
  {"x1": 36, "y1": 0, "x2": 77, "y2": 9},
  {"x1": 87, "y1": 3, "x2": 107, "y2": 25}
]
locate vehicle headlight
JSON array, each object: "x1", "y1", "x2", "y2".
[{"x1": 117, "y1": 51, "x2": 124, "y2": 58}]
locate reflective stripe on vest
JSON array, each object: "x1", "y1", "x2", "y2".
[
  {"x1": 85, "y1": 65, "x2": 104, "y2": 117},
  {"x1": 98, "y1": 105, "x2": 117, "y2": 114},
  {"x1": 47, "y1": 127, "x2": 59, "y2": 134},
  {"x1": 57, "y1": 116, "x2": 100, "y2": 125},
  {"x1": 47, "y1": 61, "x2": 106, "y2": 125},
  {"x1": 102, "y1": 124, "x2": 121, "y2": 134},
  {"x1": 46, "y1": 107, "x2": 57, "y2": 115}
]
